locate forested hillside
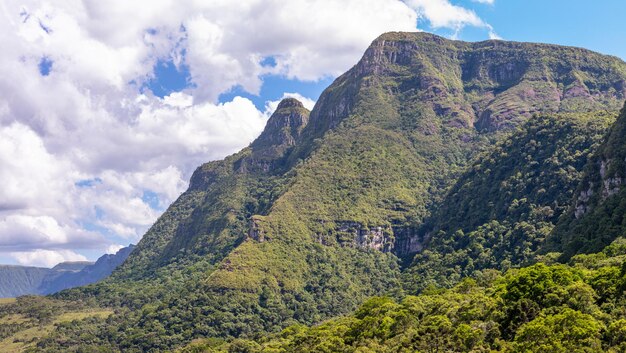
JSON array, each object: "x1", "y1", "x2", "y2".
[
  {"x1": 402, "y1": 111, "x2": 615, "y2": 292},
  {"x1": 182, "y1": 237, "x2": 626, "y2": 353},
  {"x1": 4, "y1": 32, "x2": 626, "y2": 352},
  {"x1": 551, "y1": 103, "x2": 626, "y2": 258}
]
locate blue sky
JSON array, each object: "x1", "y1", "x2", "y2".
[
  {"x1": 1, "y1": 0, "x2": 625, "y2": 267},
  {"x1": 471, "y1": 0, "x2": 626, "y2": 60}
]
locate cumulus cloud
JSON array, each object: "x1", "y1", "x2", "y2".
[
  {"x1": 0, "y1": 215, "x2": 103, "y2": 251},
  {"x1": 9, "y1": 0, "x2": 420, "y2": 103},
  {"x1": 10, "y1": 249, "x2": 88, "y2": 268},
  {"x1": 0, "y1": 0, "x2": 496, "y2": 266},
  {"x1": 264, "y1": 93, "x2": 317, "y2": 115},
  {"x1": 106, "y1": 244, "x2": 125, "y2": 255},
  {"x1": 0, "y1": 123, "x2": 70, "y2": 213},
  {"x1": 405, "y1": 0, "x2": 499, "y2": 39}
]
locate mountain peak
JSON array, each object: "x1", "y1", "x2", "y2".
[
  {"x1": 51, "y1": 261, "x2": 93, "y2": 272},
  {"x1": 276, "y1": 97, "x2": 304, "y2": 110},
  {"x1": 252, "y1": 98, "x2": 310, "y2": 151},
  {"x1": 333, "y1": 31, "x2": 626, "y2": 132}
]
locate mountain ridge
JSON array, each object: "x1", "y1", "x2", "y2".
[
  {"x1": 0, "y1": 245, "x2": 134, "y2": 297},
  {"x1": 22, "y1": 32, "x2": 626, "y2": 351}
]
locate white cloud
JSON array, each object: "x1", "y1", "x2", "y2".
[
  {"x1": 0, "y1": 0, "x2": 496, "y2": 265},
  {"x1": 0, "y1": 215, "x2": 103, "y2": 251},
  {"x1": 5, "y1": 0, "x2": 420, "y2": 103},
  {"x1": 472, "y1": 0, "x2": 494, "y2": 4},
  {"x1": 264, "y1": 93, "x2": 317, "y2": 116},
  {"x1": 106, "y1": 244, "x2": 125, "y2": 255},
  {"x1": 0, "y1": 123, "x2": 70, "y2": 212},
  {"x1": 10, "y1": 249, "x2": 88, "y2": 268},
  {"x1": 405, "y1": 0, "x2": 499, "y2": 38}
]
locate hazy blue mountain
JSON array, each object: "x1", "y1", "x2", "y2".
[
  {"x1": 0, "y1": 245, "x2": 134, "y2": 297},
  {"x1": 0, "y1": 265, "x2": 61, "y2": 297}
]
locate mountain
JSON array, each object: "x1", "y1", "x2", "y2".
[
  {"x1": 115, "y1": 32, "x2": 626, "y2": 277},
  {"x1": 39, "y1": 245, "x2": 135, "y2": 295},
  {"x1": 550, "y1": 103, "x2": 626, "y2": 258},
  {"x1": 113, "y1": 32, "x2": 626, "y2": 279},
  {"x1": 24, "y1": 32, "x2": 626, "y2": 352},
  {"x1": 0, "y1": 245, "x2": 134, "y2": 297},
  {"x1": 401, "y1": 110, "x2": 615, "y2": 292},
  {"x1": 0, "y1": 265, "x2": 59, "y2": 298}
]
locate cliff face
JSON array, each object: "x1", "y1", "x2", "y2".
[
  {"x1": 75, "y1": 32, "x2": 626, "y2": 349},
  {"x1": 305, "y1": 32, "x2": 626, "y2": 140},
  {"x1": 0, "y1": 265, "x2": 56, "y2": 297}
]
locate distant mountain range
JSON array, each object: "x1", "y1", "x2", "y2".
[{"x1": 0, "y1": 245, "x2": 134, "y2": 297}]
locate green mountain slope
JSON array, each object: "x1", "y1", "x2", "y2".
[
  {"x1": 551, "y1": 103, "x2": 626, "y2": 258},
  {"x1": 402, "y1": 111, "x2": 615, "y2": 292},
  {"x1": 31, "y1": 32, "x2": 626, "y2": 351},
  {"x1": 184, "y1": 237, "x2": 626, "y2": 353},
  {"x1": 111, "y1": 98, "x2": 311, "y2": 281}
]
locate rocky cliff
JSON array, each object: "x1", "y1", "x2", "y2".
[{"x1": 305, "y1": 32, "x2": 626, "y2": 140}]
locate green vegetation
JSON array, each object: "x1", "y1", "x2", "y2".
[
  {"x1": 552, "y1": 104, "x2": 626, "y2": 258},
  {"x1": 403, "y1": 111, "x2": 615, "y2": 292},
  {"x1": 180, "y1": 239, "x2": 626, "y2": 352},
  {"x1": 3, "y1": 32, "x2": 626, "y2": 352},
  {"x1": 0, "y1": 296, "x2": 111, "y2": 353}
]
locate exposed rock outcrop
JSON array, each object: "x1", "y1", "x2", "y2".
[
  {"x1": 248, "y1": 215, "x2": 267, "y2": 242},
  {"x1": 311, "y1": 220, "x2": 425, "y2": 257}
]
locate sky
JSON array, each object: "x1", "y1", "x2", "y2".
[{"x1": 0, "y1": 0, "x2": 625, "y2": 267}]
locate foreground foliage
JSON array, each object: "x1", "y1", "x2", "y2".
[{"x1": 182, "y1": 239, "x2": 626, "y2": 352}]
